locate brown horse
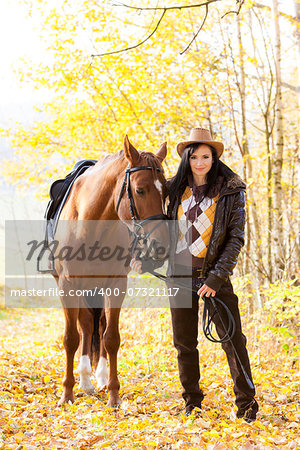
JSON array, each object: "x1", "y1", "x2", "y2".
[{"x1": 53, "y1": 136, "x2": 168, "y2": 407}]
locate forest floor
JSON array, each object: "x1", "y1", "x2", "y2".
[{"x1": 0, "y1": 291, "x2": 299, "y2": 449}]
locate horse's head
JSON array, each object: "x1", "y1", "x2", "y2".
[{"x1": 115, "y1": 135, "x2": 169, "y2": 262}]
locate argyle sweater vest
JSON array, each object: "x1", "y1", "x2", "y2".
[{"x1": 176, "y1": 185, "x2": 219, "y2": 262}]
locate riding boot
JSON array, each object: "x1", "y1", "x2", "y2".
[{"x1": 169, "y1": 280, "x2": 204, "y2": 411}]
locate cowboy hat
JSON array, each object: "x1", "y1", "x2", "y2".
[{"x1": 176, "y1": 128, "x2": 224, "y2": 158}]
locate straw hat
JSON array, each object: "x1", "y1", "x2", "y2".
[{"x1": 177, "y1": 128, "x2": 224, "y2": 158}]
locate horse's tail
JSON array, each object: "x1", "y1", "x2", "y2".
[
  {"x1": 91, "y1": 307, "x2": 102, "y2": 366},
  {"x1": 84, "y1": 292, "x2": 105, "y2": 367}
]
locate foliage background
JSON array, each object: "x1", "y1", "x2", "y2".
[
  {"x1": 2, "y1": 0, "x2": 299, "y2": 285},
  {"x1": 0, "y1": 0, "x2": 299, "y2": 447}
]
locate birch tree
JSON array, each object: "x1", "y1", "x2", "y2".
[{"x1": 272, "y1": 0, "x2": 285, "y2": 278}]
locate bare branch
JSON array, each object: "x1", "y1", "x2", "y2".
[
  {"x1": 253, "y1": 2, "x2": 300, "y2": 23},
  {"x1": 92, "y1": 0, "x2": 298, "y2": 58},
  {"x1": 221, "y1": 0, "x2": 245, "y2": 19},
  {"x1": 92, "y1": 0, "x2": 222, "y2": 57},
  {"x1": 91, "y1": 9, "x2": 166, "y2": 57},
  {"x1": 180, "y1": 4, "x2": 209, "y2": 54},
  {"x1": 111, "y1": 0, "x2": 220, "y2": 12},
  {"x1": 281, "y1": 81, "x2": 300, "y2": 93}
]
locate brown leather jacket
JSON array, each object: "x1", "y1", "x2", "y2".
[{"x1": 166, "y1": 162, "x2": 246, "y2": 292}]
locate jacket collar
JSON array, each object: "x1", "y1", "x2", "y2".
[
  {"x1": 218, "y1": 161, "x2": 246, "y2": 195},
  {"x1": 225, "y1": 175, "x2": 246, "y2": 190}
]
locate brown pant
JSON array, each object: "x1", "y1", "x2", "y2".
[{"x1": 169, "y1": 267, "x2": 258, "y2": 416}]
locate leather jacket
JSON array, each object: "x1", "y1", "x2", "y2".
[{"x1": 166, "y1": 161, "x2": 246, "y2": 292}]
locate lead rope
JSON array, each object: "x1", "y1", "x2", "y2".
[
  {"x1": 148, "y1": 269, "x2": 235, "y2": 343},
  {"x1": 202, "y1": 295, "x2": 235, "y2": 343}
]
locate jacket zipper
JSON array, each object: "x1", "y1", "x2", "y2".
[{"x1": 199, "y1": 187, "x2": 244, "y2": 279}]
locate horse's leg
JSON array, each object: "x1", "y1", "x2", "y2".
[
  {"x1": 96, "y1": 310, "x2": 108, "y2": 390},
  {"x1": 104, "y1": 306, "x2": 122, "y2": 407},
  {"x1": 58, "y1": 307, "x2": 80, "y2": 404},
  {"x1": 77, "y1": 308, "x2": 95, "y2": 394}
]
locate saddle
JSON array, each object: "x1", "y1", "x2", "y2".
[
  {"x1": 45, "y1": 159, "x2": 97, "y2": 221},
  {"x1": 38, "y1": 159, "x2": 97, "y2": 272}
]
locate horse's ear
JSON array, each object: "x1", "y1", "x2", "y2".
[
  {"x1": 155, "y1": 142, "x2": 167, "y2": 163},
  {"x1": 124, "y1": 135, "x2": 139, "y2": 167}
]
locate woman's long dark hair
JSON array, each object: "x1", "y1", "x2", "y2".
[{"x1": 168, "y1": 143, "x2": 220, "y2": 213}]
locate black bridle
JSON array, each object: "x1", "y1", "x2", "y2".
[{"x1": 116, "y1": 165, "x2": 168, "y2": 254}]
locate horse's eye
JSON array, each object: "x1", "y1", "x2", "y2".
[{"x1": 136, "y1": 188, "x2": 145, "y2": 195}]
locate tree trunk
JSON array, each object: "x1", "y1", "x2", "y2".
[
  {"x1": 203, "y1": 84, "x2": 214, "y2": 138},
  {"x1": 294, "y1": 0, "x2": 300, "y2": 106},
  {"x1": 237, "y1": 13, "x2": 264, "y2": 309},
  {"x1": 272, "y1": 0, "x2": 285, "y2": 278},
  {"x1": 249, "y1": 7, "x2": 276, "y2": 284},
  {"x1": 266, "y1": 115, "x2": 273, "y2": 284},
  {"x1": 293, "y1": 2, "x2": 300, "y2": 276}
]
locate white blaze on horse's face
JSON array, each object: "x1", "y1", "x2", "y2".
[
  {"x1": 154, "y1": 179, "x2": 166, "y2": 213},
  {"x1": 154, "y1": 179, "x2": 162, "y2": 196},
  {"x1": 154, "y1": 180, "x2": 165, "y2": 214}
]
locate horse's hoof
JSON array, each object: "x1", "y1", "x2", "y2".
[
  {"x1": 107, "y1": 397, "x2": 122, "y2": 408},
  {"x1": 78, "y1": 381, "x2": 95, "y2": 394},
  {"x1": 96, "y1": 378, "x2": 107, "y2": 391},
  {"x1": 58, "y1": 394, "x2": 74, "y2": 405}
]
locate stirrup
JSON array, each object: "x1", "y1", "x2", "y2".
[{"x1": 37, "y1": 250, "x2": 55, "y2": 273}]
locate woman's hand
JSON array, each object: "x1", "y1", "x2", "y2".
[
  {"x1": 197, "y1": 283, "x2": 216, "y2": 299},
  {"x1": 130, "y1": 258, "x2": 142, "y2": 274}
]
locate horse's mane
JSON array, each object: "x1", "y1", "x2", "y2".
[
  {"x1": 139, "y1": 151, "x2": 163, "y2": 172},
  {"x1": 117, "y1": 150, "x2": 163, "y2": 173},
  {"x1": 101, "y1": 151, "x2": 123, "y2": 163},
  {"x1": 101, "y1": 150, "x2": 163, "y2": 178}
]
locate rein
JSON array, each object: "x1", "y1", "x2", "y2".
[{"x1": 116, "y1": 165, "x2": 168, "y2": 254}]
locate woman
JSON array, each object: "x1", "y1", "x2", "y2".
[{"x1": 131, "y1": 128, "x2": 258, "y2": 422}]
